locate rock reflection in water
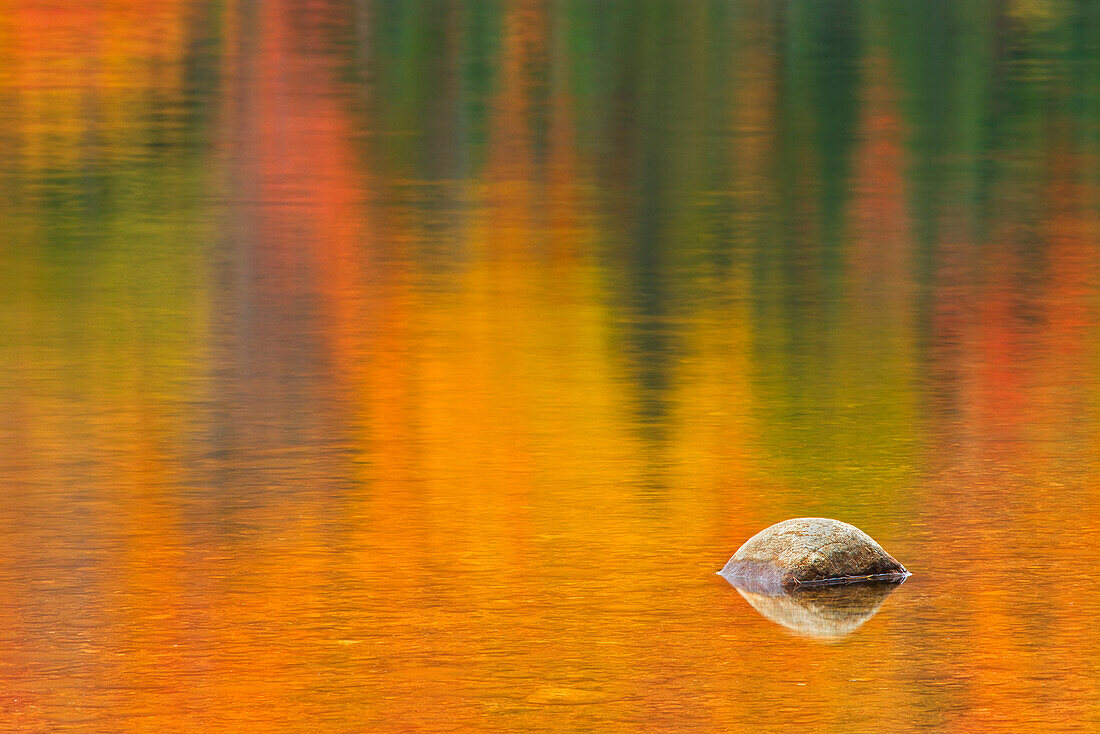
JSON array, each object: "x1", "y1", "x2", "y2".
[{"x1": 729, "y1": 581, "x2": 906, "y2": 640}]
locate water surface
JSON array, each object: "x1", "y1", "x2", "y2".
[{"x1": 1, "y1": 1, "x2": 1099, "y2": 732}]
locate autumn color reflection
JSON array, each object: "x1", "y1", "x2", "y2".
[{"x1": 0, "y1": 1, "x2": 1099, "y2": 732}]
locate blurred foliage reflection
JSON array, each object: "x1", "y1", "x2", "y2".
[{"x1": 0, "y1": 1, "x2": 1099, "y2": 732}]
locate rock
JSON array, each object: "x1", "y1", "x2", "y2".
[
  {"x1": 718, "y1": 518, "x2": 909, "y2": 592},
  {"x1": 734, "y1": 581, "x2": 902, "y2": 640}
]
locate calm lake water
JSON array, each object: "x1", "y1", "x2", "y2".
[{"x1": 2, "y1": 1, "x2": 1099, "y2": 732}]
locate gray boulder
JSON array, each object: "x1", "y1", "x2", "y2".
[{"x1": 718, "y1": 517, "x2": 909, "y2": 592}]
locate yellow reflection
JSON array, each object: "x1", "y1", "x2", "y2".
[
  {"x1": 1, "y1": 1, "x2": 1100, "y2": 733},
  {"x1": 731, "y1": 582, "x2": 905, "y2": 641}
]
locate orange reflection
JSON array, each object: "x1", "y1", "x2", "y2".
[{"x1": 1, "y1": 1, "x2": 1100, "y2": 733}]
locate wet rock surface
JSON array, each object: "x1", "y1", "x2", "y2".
[{"x1": 718, "y1": 518, "x2": 909, "y2": 592}]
